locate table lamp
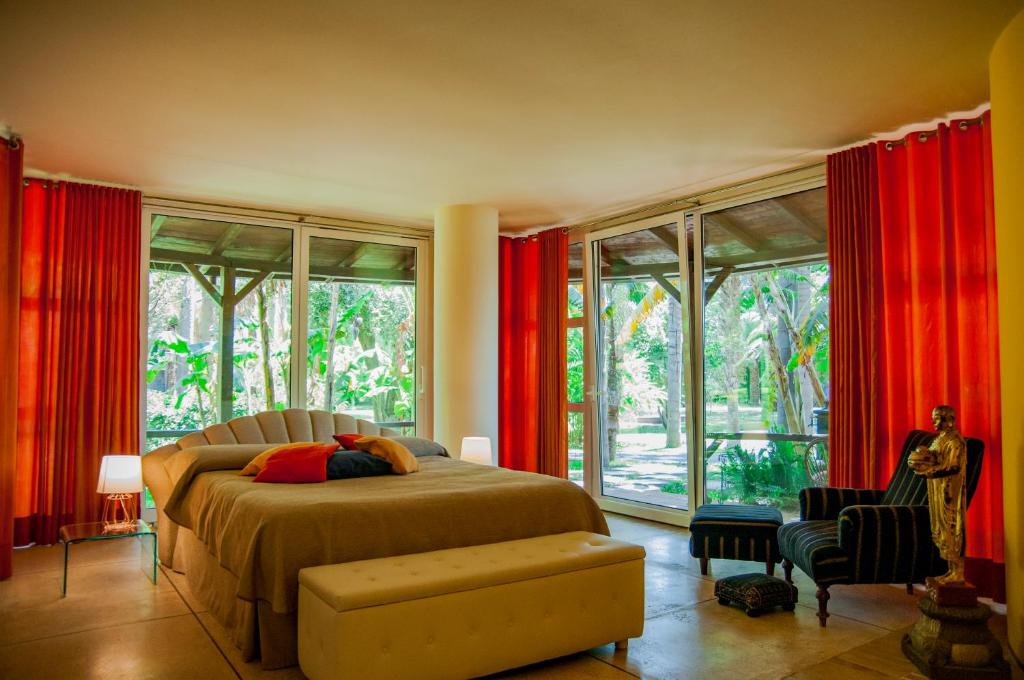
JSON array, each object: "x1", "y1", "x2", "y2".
[
  {"x1": 460, "y1": 437, "x2": 493, "y2": 465},
  {"x1": 97, "y1": 455, "x2": 142, "y2": 531}
]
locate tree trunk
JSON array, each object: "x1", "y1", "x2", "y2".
[
  {"x1": 749, "y1": 360, "x2": 761, "y2": 406},
  {"x1": 356, "y1": 304, "x2": 394, "y2": 422},
  {"x1": 755, "y1": 285, "x2": 802, "y2": 433},
  {"x1": 764, "y1": 274, "x2": 826, "y2": 407},
  {"x1": 322, "y1": 285, "x2": 341, "y2": 411},
  {"x1": 718, "y1": 277, "x2": 744, "y2": 434},
  {"x1": 256, "y1": 284, "x2": 276, "y2": 411},
  {"x1": 605, "y1": 308, "x2": 620, "y2": 464},
  {"x1": 272, "y1": 280, "x2": 289, "y2": 406},
  {"x1": 665, "y1": 296, "x2": 682, "y2": 449}
]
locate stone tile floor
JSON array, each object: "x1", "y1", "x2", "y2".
[{"x1": 1, "y1": 513, "x2": 1019, "y2": 679}]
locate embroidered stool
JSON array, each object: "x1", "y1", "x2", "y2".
[{"x1": 715, "y1": 573, "x2": 797, "y2": 617}]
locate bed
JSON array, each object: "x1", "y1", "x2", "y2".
[{"x1": 145, "y1": 412, "x2": 608, "y2": 669}]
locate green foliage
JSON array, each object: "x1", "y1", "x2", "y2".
[
  {"x1": 707, "y1": 441, "x2": 810, "y2": 511},
  {"x1": 659, "y1": 480, "x2": 687, "y2": 495},
  {"x1": 146, "y1": 264, "x2": 417, "y2": 440}
]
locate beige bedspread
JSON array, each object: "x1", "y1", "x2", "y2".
[{"x1": 163, "y1": 449, "x2": 608, "y2": 621}]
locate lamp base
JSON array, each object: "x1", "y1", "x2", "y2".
[{"x1": 101, "y1": 493, "x2": 138, "y2": 532}]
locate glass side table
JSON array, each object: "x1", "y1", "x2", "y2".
[{"x1": 58, "y1": 519, "x2": 157, "y2": 597}]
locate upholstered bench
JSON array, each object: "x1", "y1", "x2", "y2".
[
  {"x1": 689, "y1": 503, "x2": 783, "y2": 576},
  {"x1": 297, "y1": 532, "x2": 646, "y2": 680}
]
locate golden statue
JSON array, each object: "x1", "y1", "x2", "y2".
[{"x1": 907, "y1": 405, "x2": 967, "y2": 585}]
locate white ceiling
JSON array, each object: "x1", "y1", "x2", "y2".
[{"x1": 1, "y1": 1, "x2": 1020, "y2": 230}]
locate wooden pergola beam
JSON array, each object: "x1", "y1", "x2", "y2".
[
  {"x1": 567, "y1": 243, "x2": 826, "y2": 281},
  {"x1": 651, "y1": 273, "x2": 681, "y2": 303},
  {"x1": 337, "y1": 242, "x2": 369, "y2": 268},
  {"x1": 773, "y1": 196, "x2": 827, "y2": 244},
  {"x1": 600, "y1": 244, "x2": 617, "y2": 265},
  {"x1": 649, "y1": 226, "x2": 679, "y2": 255},
  {"x1": 235, "y1": 271, "x2": 270, "y2": 303},
  {"x1": 210, "y1": 223, "x2": 244, "y2": 256},
  {"x1": 149, "y1": 248, "x2": 413, "y2": 282},
  {"x1": 704, "y1": 266, "x2": 734, "y2": 303},
  {"x1": 705, "y1": 213, "x2": 765, "y2": 252},
  {"x1": 150, "y1": 215, "x2": 167, "y2": 242},
  {"x1": 184, "y1": 263, "x2": 222, "y2": 305}
]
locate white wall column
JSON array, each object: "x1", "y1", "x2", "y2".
[{"x1": 433, "y1": 204, "x2": 499, "y2": 460}]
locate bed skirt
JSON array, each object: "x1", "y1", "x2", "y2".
[{"x1": 177, "y1": 529, "x2": 300, "y2": 669}]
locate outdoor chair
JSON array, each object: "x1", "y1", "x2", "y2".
[{"x1": 777, "y1": 430, "x2": 984, "y2": 627}]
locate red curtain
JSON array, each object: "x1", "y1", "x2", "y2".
[
  {"x1": 0, "y1": 137, "x2": 24, "y2": 580},
  {"x1": 828, "y1": 111, "x2": 1005, "y2": 601},
  {"x1": 827, "y1": 144, "x2": 880, "y2": 489},
  {"x1": 499, "y1": 228, "x2": 568, "y2": 476},
  {"x1": 14, "y1": 179, "x2": 142, "y2": 547}
]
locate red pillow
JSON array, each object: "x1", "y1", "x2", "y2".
[
  {"x1": 332, "y1": 433, "x2": 364, "y2": 451},
  {"x1": 253, "y1": 443, "x2": 338, "y2": 484}
]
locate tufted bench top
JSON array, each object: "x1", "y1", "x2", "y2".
[{"x1": 299, "y1": 531, "x2": 644, "y2": 612}]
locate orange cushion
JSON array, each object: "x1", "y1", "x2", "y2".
[
  {"x1": 354, "y1": 436, "x2": 419, "y2": 475},
  {"x1": 253, "y1": 444, "x2": 336, "y2": 484},
  {"x1": 240, "y1": 442, "x2": 339, "y2": 476}
]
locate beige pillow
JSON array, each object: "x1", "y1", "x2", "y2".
[
  {"x1": 355, "y1": 436, "x2": 419, "y2": 475},
  {"x1": 241, "y1": 442, "x2": 327, "y2": 476}
]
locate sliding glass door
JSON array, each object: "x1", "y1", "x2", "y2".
[
  {"x1": 583, "y1": 213, "x2": 697, "y2": 518},
  {"x1": 579, "y1": 178, "x2": 828, "y2": 524}
]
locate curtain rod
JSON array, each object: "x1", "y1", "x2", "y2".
[
  {"x1": 883, "y1": 114, "x2": 985, "y2": 150},
  {"x1": 2, "y1": 130, "x2": 20, "y2": 150}
]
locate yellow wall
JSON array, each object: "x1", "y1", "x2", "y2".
[{"x1": 991, "y1": 7, "x2": 1024, "y2": 666}]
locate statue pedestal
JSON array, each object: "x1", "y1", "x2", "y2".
[{"x1": 901, "y1": 582, "x2": 1009, "y2": 678}]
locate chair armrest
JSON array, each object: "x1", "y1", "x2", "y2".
[
  {"x1": 837, "y1": 504, "x2": 934, "y2": 583},
  {"x1": 799, "y1": 487, "x2": 886, "y2": 520}
]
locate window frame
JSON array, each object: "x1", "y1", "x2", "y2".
[{"x1": 138, "y1": 205, "x2": 433, "y2": 455}]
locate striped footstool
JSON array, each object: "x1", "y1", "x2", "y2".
[{"x1": 689, "y1": 504, "x2": 783, "y2": 576}]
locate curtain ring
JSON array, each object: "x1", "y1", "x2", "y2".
[{"x1": 6, "y1": 135, "x2": 21, "y2": 150}]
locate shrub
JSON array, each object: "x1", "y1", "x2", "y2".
[{"x1": 709, "y1": 440, "x2": 810, "y2": 511}]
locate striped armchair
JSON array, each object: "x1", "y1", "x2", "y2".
[{"x1": 777, "y1": 430, "x2": 984, "y2": 627}]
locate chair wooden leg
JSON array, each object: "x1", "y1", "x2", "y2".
[
  {"x1": 766, "y1": 561, "x2": 775, "y2": 576},
  {"x1": 815, "y1": 585, "x2": 830, "y2": 627},
  {"x1": 615, "y1": 640, "x2": 629, "y2": 651},
  {"x1": 782, "y1": 558, "x2": 794, "y2": 583},
  {"x1": 906, "y1": 583, "x2": 914, "y2": 595},
  {"x1": 699, "y1": 557, "x2": 709, "y2": 576}
]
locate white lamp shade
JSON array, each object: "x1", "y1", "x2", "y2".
[
  {"x1": 460, "y1": 437, "x2": 493, "y2": 465},
  {"x1": 96, "y1": 455, "x2": 143, "y2": 494}
]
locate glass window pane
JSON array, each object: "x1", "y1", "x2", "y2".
[
  {"x1": 145, "y1": 215, "x2": 292, "y2": 448},
  {"x1": 701, "y1": 187, "x2": 829, "y2": 519},
  {"x1": 305, "y1": 236, "x2": 416, "y2": 432}
]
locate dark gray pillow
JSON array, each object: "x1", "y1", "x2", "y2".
[
  {"x1": 388, "y1": 437, "x2": 449, "y2": 458},
  {"x1": 327, "y1": 451, "x2": 394, "y2": 479}
]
